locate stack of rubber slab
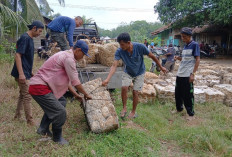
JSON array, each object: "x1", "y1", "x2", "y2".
[
  {"x1": 153, "y1": 83, "x2": 175, "y2": 102},
  {"x1": 194, "y1": 86, "x2": 207, "y2": 104},
  {"x1": 138, "y1": 83, "x2": 157, "y2": 103},
  {"x1": 81, "y1": 78, "x2": 119, "y2": 133},
  {"x1": 214, "y1": 84, "x2": 232, "y2": 106},
  {"x1": 204, "y1": 87, "x2": 225, "y2": 104}
]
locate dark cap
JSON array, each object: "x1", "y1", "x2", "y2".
[
  {"x1": 181, "y1": 27, "x2": 192, "y2": 36},
  {"x1": 74, "y1": 40, "x2": 90, "y2": 57},
  {"x1": 27, "y1": 20, "x2": 44, "y2": 29}
]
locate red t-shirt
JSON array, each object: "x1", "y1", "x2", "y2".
[{"x1": 29, "y1": 85, "x2": 52, "y2": 95}]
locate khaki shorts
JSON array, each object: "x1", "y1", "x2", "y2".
[{"x1": 122, "y1": 72, "x2": 144, "y2": 91}]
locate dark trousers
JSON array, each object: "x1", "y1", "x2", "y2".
[
  {"x1": 175, "y1": 76, "x2": 195, "y2": 116},
  {"x1": 48, "y1": 29, "x2": 69, "y2": 51},
  {"x1": 32, "y1": 93, "x2": 67, "y2": 130}
]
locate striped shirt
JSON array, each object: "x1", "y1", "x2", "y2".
[{"x1": 177, "y1": 41, "x2": 200, "y2": 77}]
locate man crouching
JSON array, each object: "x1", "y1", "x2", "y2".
[{"x1": 29, "y1": 40, "x2": 92, "y2": 145}]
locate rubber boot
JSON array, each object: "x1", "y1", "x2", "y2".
[
  {"x1": 52, "y1": 128, "x2": 69, "y2": 145},
  {"x1": 37, "y1": 114, "x2": 52, "y2": 137}
]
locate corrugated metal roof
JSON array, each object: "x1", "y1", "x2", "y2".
[{"x1": 151, "y1": 24, "x2": 171, "y2": 35}]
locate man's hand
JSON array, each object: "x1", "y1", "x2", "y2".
[
  {"x1": 84, "y1": 94, "x2": 92, "y2": 100},
  {"x1": 74, "y1": 94, "x2": 84, "y2": 102},
  {"x1": 31, "y1": 72, "x2": 34, "y2": 77},
  {"x1": 19, "y1": 74, "x2": 26, "y2": 84},
  {"x1": 174, "y1": 56, "x2": 182, "y2": 61},
  {"x1": 189, "y1": 74, "x2": 195, "y2": 83},
  {"x1": 102, "y1": 79, "x2": 109, "y2": 86},
  {"x1": 160, "y1": 66, "x2": 168, "y2": 74}
]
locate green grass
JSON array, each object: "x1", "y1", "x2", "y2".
[
  {"x1": 0, "y1": 52, "x2": 14, "y2": 63},
  {"x1": 144, "y1": 56, "x2": 153, "y2": 72},
  {"x1": 0, "y1": 56, "x2": 232, "y2": 157}
]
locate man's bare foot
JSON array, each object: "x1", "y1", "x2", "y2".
[
  {"x1": 27, "y1": 120, "x2": 37, "y2": 126},
  {"x1": 127, "y1": 112, "x2": 138, "y2": 119},
  {"x1": 186, "y1": 116, "x2": 195, "y2": 121},
  {"x1": 120, "y1": 109, "x2": 127, "y2": 118},
  {"x1": 14, "y1": 115, "x2": 25, "y2": 122}
]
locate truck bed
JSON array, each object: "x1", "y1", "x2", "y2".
[{"x1": 77, "y1": 64, "x2": 124, "y2": 89}]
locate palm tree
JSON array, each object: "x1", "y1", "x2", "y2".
[
  {"x1": 82, "y1": 15, "x2": 95, "y2": 24},
  {"x1": 0, "y1": 0, "x2": 64, "y2": 38}
]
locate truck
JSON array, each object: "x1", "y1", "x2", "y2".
[
  {"x1": 39, "y1": 21, "x2": 123, "y2": 90},
  {"x1": 74, "y1": 22, "x2": 123, "y2": 89},
  {"x1": 73, "y1": 22, "x2": 100, "y2": 42},
  {"x1": 77, "y1": 64, "x2": 124, "y2": 90}
]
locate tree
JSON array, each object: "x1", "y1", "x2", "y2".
[
  {"x1": 49, "y1": 13, "x2": 61, "y2": 20},
  {"x1": 81, "y1": 15, "x2": 95, "y2": 24},
  {"x1": 0, "y1": 2, "x2": 26, "y2": 38},
  {"x1": 0, "y1": 0, "x2": 65, "y2": 39},
  {"x1": 98, "y1": 20, "x2": 163, "y2": 43},
  {"x1": 154, "y1": 0, "x2": 232, "y2": 27}
]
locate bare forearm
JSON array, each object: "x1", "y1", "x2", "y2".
[
  {"x1": 151, "y1": 55, "x2": 162, "y2": 68},
  {"x1": 193, "y1": 57, "x2": 200, "y2": 73},
  {"x1": 106, "y1": 66, "x2": 117, "y2": 81},
  {"x1": 15, "y1": 53, "x2": 24, "y2": 75},
  {"x1": 68, "y1": 85, "x2": 82, "y2": 98},
  {"x1": 74, "y1": 84, "x2": 88, "y2": 96}
]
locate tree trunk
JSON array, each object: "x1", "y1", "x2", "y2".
[{"x1": 14, "y1": 0, "x2": 17, "y2": 12}]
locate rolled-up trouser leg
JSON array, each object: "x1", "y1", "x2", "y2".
[{"x1": 32, "y1": 93, "x2": 66, "y2": 130}]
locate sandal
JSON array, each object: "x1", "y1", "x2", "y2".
[
  {"x1": 127, "y1": 113, "x2": 138, "y2": 119},
  {"x1": 120, "y1": 111, "x2": 127, "y2": 118}
]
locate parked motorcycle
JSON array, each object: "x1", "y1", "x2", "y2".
[{"x1": 149, "y1": 47, "x2": 167, "y2": 72}]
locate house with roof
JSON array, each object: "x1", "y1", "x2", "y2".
[{"x1": 151, "y1": 24, "x2": 232, "y2": 55}]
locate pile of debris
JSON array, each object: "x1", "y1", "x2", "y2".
[
  {"x1": 136, "y1": 60, "x2": 232, "y2": 106},
  {"x1": 81, "y1": 78, "x2": 119, "y2": 133}
]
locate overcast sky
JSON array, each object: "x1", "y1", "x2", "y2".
[{"x1": 47, "y1": 0, "x2": 160, "y2": 30}]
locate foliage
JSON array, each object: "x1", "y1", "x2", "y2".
[
  {"x1": 0, "y1": 52, "x2": 14, "y2": 63},
  {"x1": 99, "y1": 20, "x2": 163, "y2": 43},
  {"x1": 82, "y1": 15, "x2": 95, "y2": 24},
  {"x1": 0, "y1": 38, "x2": 15, "y2": 63},
  {"x1": 0, "y1": 2, "x2": 27, "y2": 38},
  {"x1": 49, "y1": 12, "x2": 61, "y2": 20},
  {"x1": 38, "y1": 0, "x2": 63, "y2": 20},
  {"x1": 154, "y1": 0, "x2": 232, "y2": 27},
  {"x1": 153, "y1": 36, "x2": 161, "y2": 46},
  {"x1": 0, "y1": 0, "x2": 64, "y2": 40}
]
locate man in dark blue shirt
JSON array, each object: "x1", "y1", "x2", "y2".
[
  {"x1": 11, "y1": 21, "x2": 44, "y2": 126},
  {"x1": 102, "y1": 33, "x2": 167, "y2": 119},
  {"x1": 47, "y1": 16, "x2": 83, "y2": 50}
]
